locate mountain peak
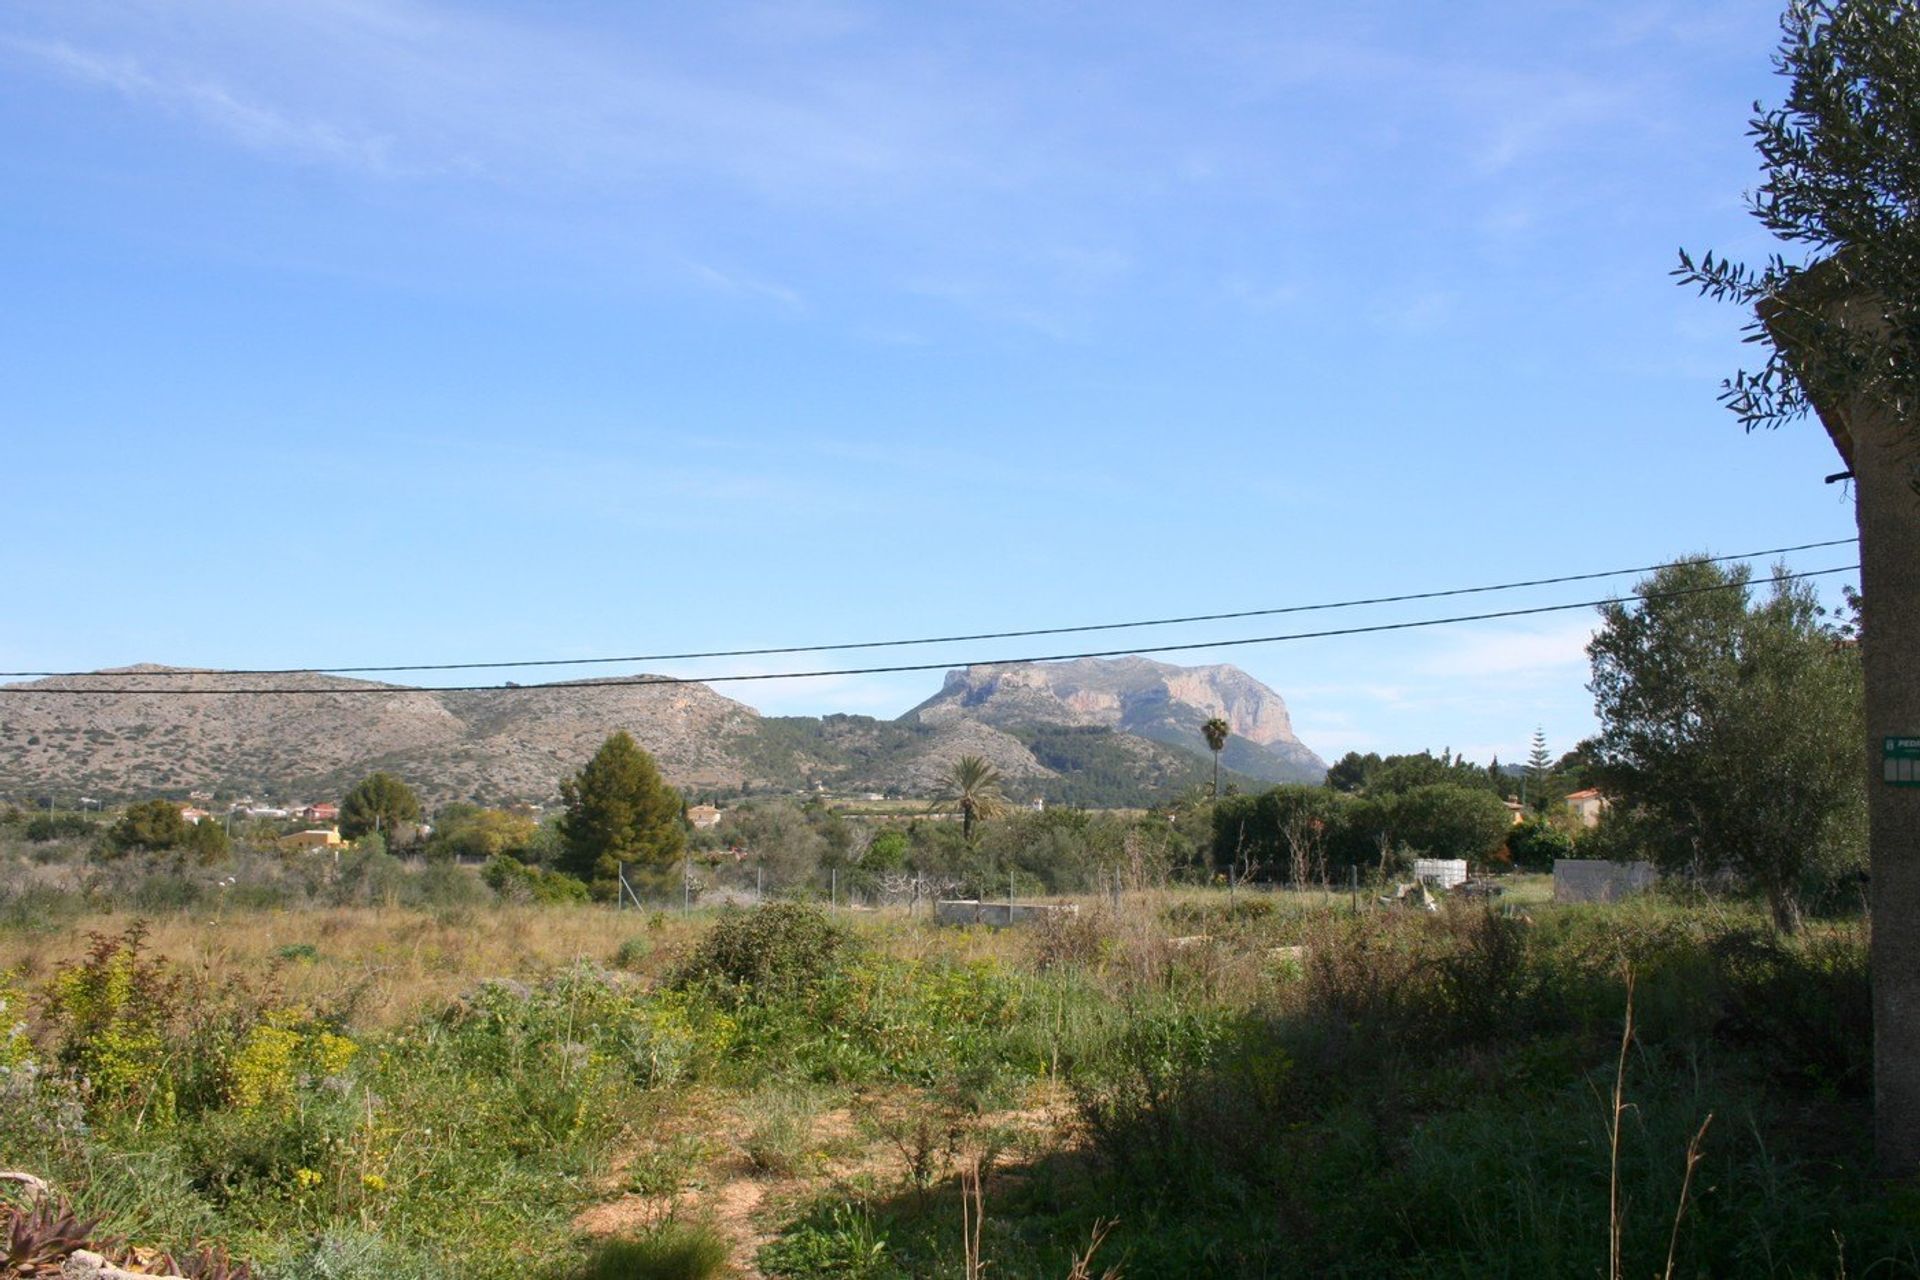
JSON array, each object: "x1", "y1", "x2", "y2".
[{"x1": 909, "y1": 657, "x2": 1326, "y2": 783}]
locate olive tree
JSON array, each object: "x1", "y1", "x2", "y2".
[
  {"x1": 1675, "y1": 0, "x2": 1920, "y2": 1171},
  {"x1": 1587, "y1": 559, "x2": 1864, "y2": 932}
]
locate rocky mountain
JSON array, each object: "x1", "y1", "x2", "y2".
[
  {"x1": 0, "y1": 658, "x2": 1323, "y2": 807},
  {"x1": 907, "y1": 656, "x2": 1328, "y2": 784},
  {"x1": 0, "y1": 666, "x2": 762, "y2": 806}
]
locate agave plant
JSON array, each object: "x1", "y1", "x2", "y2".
[{"x1": 3, "y1": 1195, "x2": 118, "y2": 1275}]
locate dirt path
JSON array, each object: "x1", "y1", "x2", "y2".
[{"x1": 575, "y1": 1086, "x2": 1073, "y2": 1278}]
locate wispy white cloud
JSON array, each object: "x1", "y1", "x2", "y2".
[
  {"x1": 6, "y1": 35, "x2": 406, "y2": 172},
  {"x1": 684, "y1": 261, "x2": 805, "y2": 310},
  {"x1": 4, "y1": 1, "x2": 995, "y2": 198},
  {"x1": 1417, "y1": 620, "x2": 1597, "y2": 680}
]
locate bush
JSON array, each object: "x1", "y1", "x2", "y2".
[
  {"x1": 25, "y1": 813, "x2": 98, "y2": 842},
  {"x1": 329, "y1": 849, "x2": 406, "y2": 907},
  {"x1": 41, "y1": 925, "x2": 184, "y2": 1115},
  {"x1": 481, "y1": 855, "x2": 590, "y2": 904},
  {"x1": 672, "y1": 904, "x2": 851, "y2": 1003},
  {"x1": 577, "y1": 1221, "x2": 731, "y2": 1280},
  {"x1": 1506, "y1": 818, "x2": 1575, "y2": 872},
  {"x1": 404, "y1": 862, "x2": 484, "y2": 910}
]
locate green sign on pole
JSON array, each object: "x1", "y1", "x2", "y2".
[{"x1": 1886, "y1": 737, "x2": 1920, "y2": 787}]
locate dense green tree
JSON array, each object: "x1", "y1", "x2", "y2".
[
  {"x1": 24, "y1": 812, "x2": 97, "y2": 842},
  {"x1": 1588, "y1": 559, "x2": 1864, "y2": 931},
  {"x1": 340, "y1": 772, "x2": 422, "y2": 841},
  {"x1": 1212, "y1": 785, "x2": 1354, "y2": 882},
  {"x1": 1369, "y1": 750, "x2": 1503, "y2": 797},
  {"x1": 1387, "y1": 785, "x2": 1515, "y2": 866},
  {"x1": 937, "y1": 755, "x2": 1005, "y2": 844},
  {"x1": 426, "y1": 807, "x2": 540, "y2": 863},
  {"x1": 1676, "y1": 0, "x2": 1920, "y2": 1175},
  {"x1": 716, "y1": 801, "x2": 831, "y2": 889},
  {"x1": 864, "y1": 828, "x2": 908, "y2": 874},
  {"x1": 978, "y1": 807, "x2": 1131, "y2": 895},
  {"x1": 557, "y1": 732, "x2": 685, "y2": 899},
  {"x1": 1325, "y1": 751, "x2": 1379, "y2": 793},
  {"x1": 1506, "y1": 817, "x2": 1577, "y2": 873},
  {"x1": 182, "y1": 815, "x2": 230, "y2": 865},
  {"x1": 108, "y1": 799, "x2": 191, "y2": 853},
  {"x1": 1201, "y1": 717, "x2": 1230, "y2": 799}
]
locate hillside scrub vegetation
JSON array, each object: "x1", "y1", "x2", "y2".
[{"x1": 0, "y1": 891, "x2": 1906, "y2": 1278}]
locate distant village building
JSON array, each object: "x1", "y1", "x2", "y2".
[
  {"x1": 283, "y1": 828, "x2": 343, "y2": 850},
  {"x1": 300, "y1": 802, "x2": 339, "y2": 824},
  {"x1": 1503, "y1": 800, "x2": 1526, "y2": 825},
  {"x1": 687, "y1": 804, "x2": 723, "y2": 830},
  {"x1": 1565, "y1": 788, "x2": 1609, "y2": 828},
  {"x1": 177, "y1": 806, "x2": 213, "y2": 825}
]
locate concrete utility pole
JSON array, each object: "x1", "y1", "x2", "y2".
[{"x1": 1768, "y1": 276, "x2": 1920, "y2": 1173}]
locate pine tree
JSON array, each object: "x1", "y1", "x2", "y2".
[
  {"x1": 1527, "y1": 727, "x2": 1553, "y2": 811},
  {"x1": 340, "y1": 772, "x2": 421, "y2": 841},
  {"x1": 558, "y1": 731, "x2": 685, "y2": 898}
]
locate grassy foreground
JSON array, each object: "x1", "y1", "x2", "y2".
[{"x1": 0, "y1": 886, "x2": 1913, "y2": 1278}]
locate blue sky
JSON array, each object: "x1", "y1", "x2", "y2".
[{"x1": 0, "y1": 0, "x2": 1860, "y2": 768}]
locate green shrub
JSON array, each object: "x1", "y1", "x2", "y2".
[
  {"x1": 178, "y1": 1094, "x2": 357, "y2": 1206},
  {"x1": 621, "y1": 1134, "x2": 710, "y2": 1198},
  {"x1": 1710, "y1": 924, "x2": 1871, "y2": 1095},
  {"x1": 329, "y1": 849, "x2": 406, "y2": 907},
  {"x1": 744, "y1": 1085, "x2": 820, "y2": 1175},
  {"x1": 758, "y1": 1204, "x2": 898, "y2": 1280},
  {"x1": 25, "y1": 812, "x2": 98, "y2": 842},
  {"x1": 673, "y1": 904, "x2": 851, "y2": 1003},
  {"x1": 1506, "y1": 818, "x2": 1575, "y2": 871},
  {"x1": 576, "y1": 1221, "x2": 731, "y2": 1280},
  {"x1": 133, "y1": 873, "x2": 207, "y2": 912},
  {"x1": 612, "y1": 935, "x2": 652, "y2": 970},
  {"x1": 270, "y1": 1229, "x2": 439, "y2": 1280},
  {"x1": 0, "y1": 881, "x2": 85, "y2": 931},
  {"x1": 41, "y1": 924, "x2": 184, "y2": 1115},
  {"x1": 481, "y1": 854, "x2": 590, "y2": 904},
  {"x1": 404, "y1": 862, "x2": 484, "y2": 910}
]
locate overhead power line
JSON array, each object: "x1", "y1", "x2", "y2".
[
  {"x1": 1, "y1": 563, "x2": 1859, "y2": 696},
  {"x1": 0, "y1": 535, "x2": 1858, "y2": 680}
]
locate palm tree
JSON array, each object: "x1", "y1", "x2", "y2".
[
  {"x1": 939, "y1": 755, "x2": 1005, "y2": 844},
  {"x1": 1201, "y1": 717, "x2": 1231, "y2": 799}
]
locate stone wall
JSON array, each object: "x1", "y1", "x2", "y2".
[
  {"x1": 934, "y1": 900, "x2": 1079, "y2": 928},
  {"x1": 1553, "y1": 859, "x2": 1657, "y2": 904}
]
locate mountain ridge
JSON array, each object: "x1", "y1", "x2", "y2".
[{"x1": 0, "y1": 659, "x2": 1323, "y2": 806}]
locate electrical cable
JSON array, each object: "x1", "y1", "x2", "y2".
[
  {"x1": 1, "y1": 562, "x2": 1859, "y2": 696},
  {"x1": 0, "y1": 535, "x2": 1857, "y2": 679}
]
